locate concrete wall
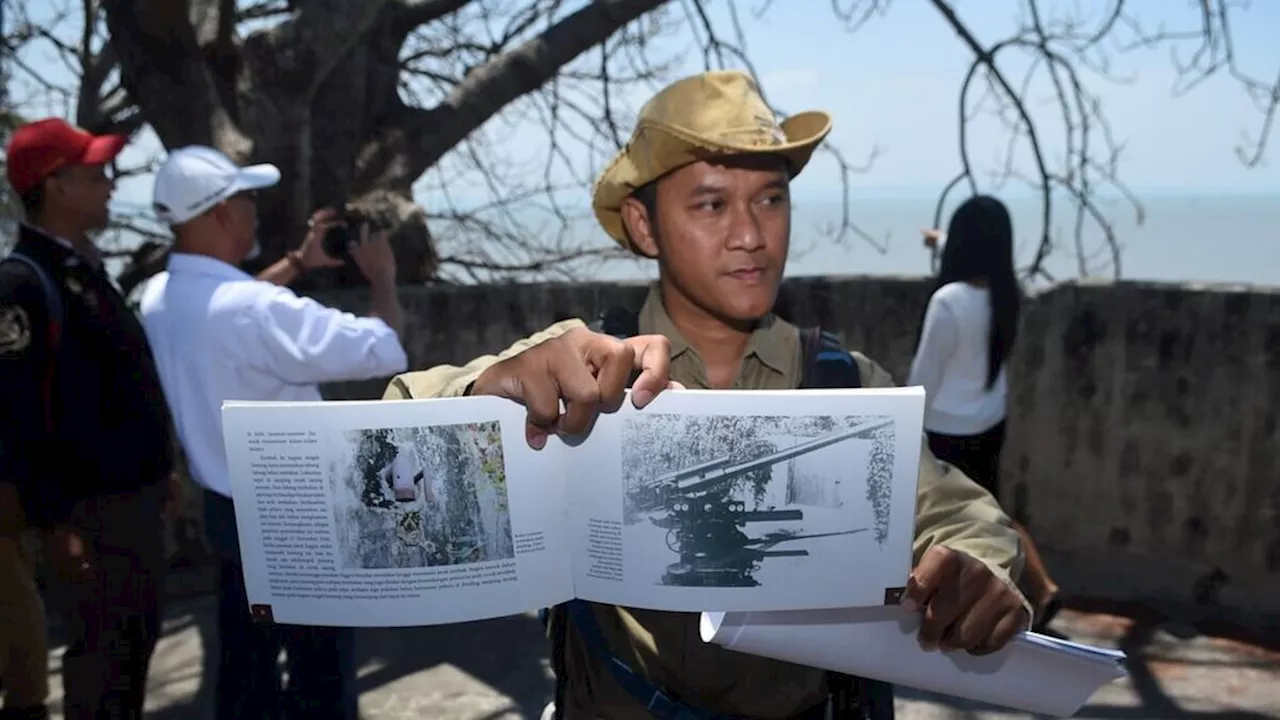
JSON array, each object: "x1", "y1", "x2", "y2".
[{"x1": 168, "y1": 274, "x2": 1280, "y2": 631}]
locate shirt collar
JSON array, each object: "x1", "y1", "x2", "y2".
[
  {"x1": 636, "y1": 283, "x2": 793, "y2": 375},
  {"x1": 18, "y1": 221, "x2": 105, "y2": 271},
  {"x1": 167, "y1": 251, "x2": 255, "y2": 282}
]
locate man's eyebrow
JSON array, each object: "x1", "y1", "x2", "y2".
[
  {"x1": 688, "y1": 174, "x2": 787, "y2": 198},
  {"x1": 689, "y1": 183, "x2": 725, "y2": 197}
]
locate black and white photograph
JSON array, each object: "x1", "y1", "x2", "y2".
[
  {"x1": 620, "y1": 413, "x2": 896, "y2": 588},
  {"x1": 330, "y1": 421, "x2": 515, "y2": 570}
]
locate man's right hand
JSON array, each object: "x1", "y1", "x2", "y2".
[
  {"x1": 349, "y1": 222, "x2": 397, "y2": 287},
  {"x1": 43, "y1": 524, "x2": 95, "y2": 585},
  {"x1": 470, "y1": 326, "x2": 677, "y2": 449}
]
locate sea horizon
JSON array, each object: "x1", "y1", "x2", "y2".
[{"x1": 419, "y1": 190, "x2": 1280, "y2": 290}]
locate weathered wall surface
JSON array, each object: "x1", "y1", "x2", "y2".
[
  {"x1": 1000, "y1": 280, "x2": 1280, "y2": 632},
  {"x1": 166, "y1": 275, "x2": 1280, "y2": 631}
]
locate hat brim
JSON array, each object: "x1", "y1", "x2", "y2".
[
  {"x1": 206, "y1": 163, "x2": 281, "y2": 212},
  {"x1": 166, "y1": 163, "x2": 282, "y2": 226},
  {"x1": 229, "y1": 163, "x2": 281, "y2": 193},
  {"x1": 79, "y1": 133, "x2": 129, "y2": 166},
  {"x1": 592, "y1": 110, "x2": 832, "y2": 250}
]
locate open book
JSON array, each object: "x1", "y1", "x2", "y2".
[{"x1": 220, "y1": 387, "x2": 925, "y2": 627}]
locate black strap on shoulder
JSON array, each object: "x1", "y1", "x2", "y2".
[
  {"x1": 798, "y1": 326, "x2": 861, "y2": 390},
  {"x1": 596, "y1": 305, "x2": 640, "y2": 340},
  {"x1": 798, "y1": 326, "x2": 896, "y2": 720}
]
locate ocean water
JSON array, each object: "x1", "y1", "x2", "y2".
[{"x1": 564, "y1": 193, "x2": 1280, "y2": 289}]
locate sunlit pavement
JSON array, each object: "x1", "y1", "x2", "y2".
[{"x1": 38, "y1": 590, "x2": 1280, "y2": 719}]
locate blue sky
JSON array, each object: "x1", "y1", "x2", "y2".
[{"x1": 8, "y1": 0, "x2": 1279, "y2": 220}]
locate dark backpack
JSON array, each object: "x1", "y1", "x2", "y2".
[
  {"x1": 1, "y1": 250, "x2": 65, "y2": 434},
  {"x1": 541, "y1": 307, "x2": 894, "y2": 720}
]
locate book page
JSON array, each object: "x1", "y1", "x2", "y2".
[
  {"x1": 701, "y1": 606, "x2": 1128, "y2": 717},
  {"x1": 565, "y1": 387, "x2": 925, "y2": 613},
  {"x1": 220, "y1": 395, "x2": 573, "y2": 627}
]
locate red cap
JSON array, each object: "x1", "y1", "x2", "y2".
[{"x1": 5, "y1": 118, "x2": 128, "y2": 196}]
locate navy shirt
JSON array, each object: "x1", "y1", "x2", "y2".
[{"x1": 0, "y1": 223, "x2": 175, "y2": 528}]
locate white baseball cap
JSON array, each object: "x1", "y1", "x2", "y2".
[{"x1": 152, "y1": 145, "x2": 280, "y2": 225}]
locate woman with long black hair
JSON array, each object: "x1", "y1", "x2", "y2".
[{"x1": 908, "y1": 195, "x2": 1062, "y2": 633}]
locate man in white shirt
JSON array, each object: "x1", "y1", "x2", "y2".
[{"x1": 138, "y1": 145, "x2": 409, "y2": 719}]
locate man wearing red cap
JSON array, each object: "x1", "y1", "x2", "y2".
[{"x1": 0, "y1": 118, "x2": 178, "y2": 720}]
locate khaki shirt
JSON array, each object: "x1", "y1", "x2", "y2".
[{"x1": 383, "y1": 285, "x2": 1028, "y2": 720}]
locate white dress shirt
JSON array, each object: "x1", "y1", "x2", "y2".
[
  {"x1": 138, "y1": 252, "x2": 408, "y2": 498},
  {"x1": 907, "y1": 281, "x2": 1008, "y2": 436}
]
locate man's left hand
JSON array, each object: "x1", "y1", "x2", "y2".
[{"x1": 902, "y1": 545, "x2": 1030, "y2": 655}]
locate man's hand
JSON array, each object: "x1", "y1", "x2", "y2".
[
  {"x1": 902, "y1": 545, "x2": 1029, "y2": 655},
  {"x1": 348, "y1": 223, "x2": 397, "y2": 288},
  {"x1": 298, "y1": 207, "x2": 346, "y2": 270},
  {"x1": 470, "y1": 326, "x2": 678, "y2": 450},
  {"x1": 43, "y1": 524, "x2": 95, "y2": 585}
]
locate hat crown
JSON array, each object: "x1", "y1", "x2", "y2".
[
  {"x1": 5, "y1": 118, "x2": 98, "y2": 194},
  {"x1": 153, "y1": 146, "x2": 236, "y2": 220},
  {"x1": 589, "y1": 69, "x2": 832, "y2": 249},
  {"x1": 634, "y1": 70, "x2": 786, "y2": 150}
]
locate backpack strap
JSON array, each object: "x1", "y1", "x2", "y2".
[
  {"x1": 798, "y1": 326, "x2": 898, "y2": 720},
  {"x1": 564, "y1": 600, "x2": 733, "y2": 720},
  {"x1": 595, "y1": 305, "x2": 640, "y2": 339},
  {"x1": 798, "y1": 326, "x2": 861, "y2": 390},
  {"x1": 2, "y1": 251, "x2": 65, "y2": 435}
]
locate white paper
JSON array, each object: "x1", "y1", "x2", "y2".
[
  {"x1": 220, "y1": 387, "x2": 925, "y2": 627},
  {"x1": 700, "y1": 606, "x2": 1128, "y2": 718}
]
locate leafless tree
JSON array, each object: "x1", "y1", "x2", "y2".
[
  {"x1": 896, "y1": 0, "x2": 1277, "y2": 280},
  {"x1": 1, "y1": 0, "x2": 1275, "y2": 293}
]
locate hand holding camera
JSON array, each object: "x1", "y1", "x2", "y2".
[
  {"x1": 297, "y1": 208, "x2": 346, "y2": 270},
  {"x1": 296, "y1": 206, "x2": 396, "y2": 286},
  {"x1": 348, "y1": 221, "x2": 397, "y2": 287}
]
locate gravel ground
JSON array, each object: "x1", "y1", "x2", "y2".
[{"x1": 36, "y1": 593, "x2": 1280, "y2": 720}]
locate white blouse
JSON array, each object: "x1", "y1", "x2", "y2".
[{"x1": 907, "y1": 281, "x2": 1008, "y2": 436}]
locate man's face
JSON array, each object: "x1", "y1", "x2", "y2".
[
  {"x1": 47, "y1": 163, "x2": 115, "y2": 231},
  {"x1": 623, "y1": 153, "x2": 791, "y2": 327}
]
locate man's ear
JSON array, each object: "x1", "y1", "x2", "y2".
[
  {"x1": 620, "y1": 196, "x2": 659, "y2": 258},
  {"x1": 39, "y1": 174, "x2": 63, "y2": 204}
]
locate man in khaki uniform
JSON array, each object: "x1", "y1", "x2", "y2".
[{"x1": 383, "y1": 70, "x2": 1032, "y2": 720}]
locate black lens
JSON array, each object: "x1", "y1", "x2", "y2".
[{"x1": 322, "y1": 223, "x2": 350, "y2": 259}]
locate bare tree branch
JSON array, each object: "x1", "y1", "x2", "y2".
[
  {"x1": 100, "y1": 0, "x2": 248, "y2": 154},
  {"x1": 355, "y1": 0, "x2": 669, "y2": 193},
  {"x1": 8, "y1": 0, "x2": 1275, "y2": 289}
]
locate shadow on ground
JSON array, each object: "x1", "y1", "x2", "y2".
[
  {"x1": 37, "y1": 576, "x2": 1280, "y2": 719},
  {"x1": 45, "y1": 590, "x2": 552, "y2": 720}
]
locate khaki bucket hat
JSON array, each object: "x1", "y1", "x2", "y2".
[{"x1": 591, "y1": 69, "x2": 832, "y2": 251}]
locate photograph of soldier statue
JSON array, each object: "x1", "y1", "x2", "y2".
[
  {"x1": 620, "y1": 412, "x2": 896, "y2": 588},
  {"x1": 330, "y1": 421, "x2": 515, "y2": 570}
]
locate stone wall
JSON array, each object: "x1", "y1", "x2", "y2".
[{"x1": 167, "y1": 274, "x2": 1280, "y2": 631}]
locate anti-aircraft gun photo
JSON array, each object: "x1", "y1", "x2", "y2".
[{"x1": 630, "y1": 418, "x2": 894, "y2": 588}]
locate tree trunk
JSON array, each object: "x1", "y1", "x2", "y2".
[{"x1": 100, "y1": 0, "x2": 668, "y2": 296}]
